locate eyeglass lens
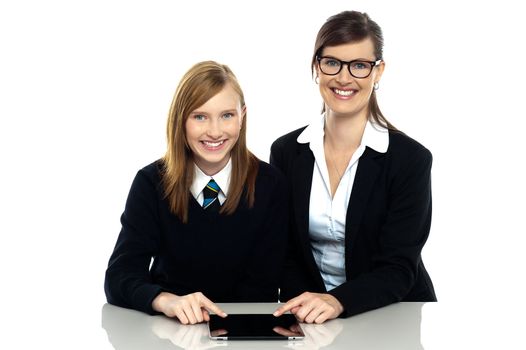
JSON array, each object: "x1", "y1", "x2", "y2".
[{"x1": 319, "y1": 58, "x2": 374, "y2": 78}]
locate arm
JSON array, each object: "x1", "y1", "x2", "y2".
[
  {"x1": 275, "y1": 145, "x2": 433, "y2": 322},
  {"x1": 104, "y1": 168, "x2": 226, "y2": 322},
  {"x1": 271, "y1": 139, "x2": 343, "y2": 322},
  {"x1": 104, "y1": 169, "x2": 164, "y2": 315},
  {"x1": 330, "y1": 147, "x2": 433, "y2": 316}
]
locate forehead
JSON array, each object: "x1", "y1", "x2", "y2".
[
  {"x1": 194, "y1": 84, "x2": 241, "y2": 112},
  {"x1": 322, "y1": 38, "x2": 376, "y2": 60}
]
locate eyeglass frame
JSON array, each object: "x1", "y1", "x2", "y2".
[{"x1": 316, "y1": 56, "x2": 382, "y2": 79}]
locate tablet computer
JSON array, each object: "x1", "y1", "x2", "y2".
[{"x1": 208, "y1": 313, "x2": 305, "y2": 340}]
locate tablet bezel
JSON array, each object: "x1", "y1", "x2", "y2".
[{"x1": 208, "y1": 313, "x2": 305, "y2": 340}]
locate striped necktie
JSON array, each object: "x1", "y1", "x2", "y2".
[{"x1": 203, "y1": 179, "x2": 220, "y2": 212}]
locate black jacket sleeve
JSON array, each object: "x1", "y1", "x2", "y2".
[
  {"x1": 329, "y1": 146, "x2": 433, "y2": 316},
  {"x1": 104, "y1": 169, "x2": 164, "y2": 315}
]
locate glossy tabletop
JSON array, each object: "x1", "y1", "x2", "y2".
[{"x1": 101, "y1": 302, "x2": 426, "y2": 349}]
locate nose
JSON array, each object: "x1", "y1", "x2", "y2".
[
  {"x1": 336, "y1": 63, "x2": 354, "y2": 84},
  {"x1": 206, "y1": 118, "x2": 223, "y2": 139}
]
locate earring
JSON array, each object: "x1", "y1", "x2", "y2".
[
  {"x1": 315, "y1": 76, "x2": 319, "y2": 84},
  {"x1": 374, "y1": 82, "x2": 379, "y2": 90}
]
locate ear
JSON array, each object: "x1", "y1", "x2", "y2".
[
  {"x1": 240, "y1": 105, "x2": 246, "y2": 127},
  {"x1": 314, "y1": 64, "x2": 321, "y2": 80},
  {"x1": 374, "y1": 60, "x2": 386, "y2": 84}
]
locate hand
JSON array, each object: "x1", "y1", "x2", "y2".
[
  {"x1": 273, "y1": 292, "x2": 344, "y2": 324},
  {"x1": 152, "y1": 291, "x2": 227, "y2": 324}
]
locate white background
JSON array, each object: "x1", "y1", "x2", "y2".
[{"x1": 1, "y1": 0, "x2": 525, "y2": 348}]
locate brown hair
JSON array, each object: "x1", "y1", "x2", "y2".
[
  {"x1": 312, "y1": 11, "x2": 397, "y2": 131},
  {"x1": 162, "y1": 61, "x2": 259, "y2": 222}
]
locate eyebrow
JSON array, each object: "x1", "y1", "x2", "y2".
[
  {"x1": 190, "y1": 109, "x2": 238, "y2": 115},
  {"x1": 322, "y1": 55, "x2": 376, "y2": 61}
]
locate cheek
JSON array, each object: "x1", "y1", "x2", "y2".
[
  {"x1": 185, "y1": 120, "x2": 202, "y2": 139},
  {"x1": 226, "y1": 122, "x2": 241, "y2": 140}
]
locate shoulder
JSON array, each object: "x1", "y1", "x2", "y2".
[
  {"x1": 137, "y1": 159, "x2": 163, "y2": 178},
  {"x1": 271, "y1": 126, "x2": 308, "y2": 150},
  {"x1": 256, "y1": 160, "x2": 286, "y2": 185},
  {"x1": 385, "y1": 132, "x2": 433, "y2": 178},
  {"x1": 133, "y1": 159, "x2": 164, "y2": 190},
  {"x1": 253, "y1": 160, "x2": 288, "y2": 204},
  {"x1": 388, "y1": 131, "x2": 432, "y2": 162}
]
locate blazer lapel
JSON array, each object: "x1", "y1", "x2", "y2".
[
  {"x1": 345, "y1": 147, "x2": 384, "y2": 274},
  {"x1": 291, "y1": 144, "x2": 314, "y2": 243},
  {"x1": 291, "y1": 143, "x2": 327, "y2": 290}
]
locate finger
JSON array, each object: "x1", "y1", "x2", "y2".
[
  {"x1": 184, "y1": 307, "x2": 198, "y2": 325},
  {"x1": 295, "y1": 302, "x2": 317, "y2": 323},
  {"x1": 175, "y1": 308, "x2": 189, "y2": 325},
  {"x1": 202, "y1": 309, "x2": 210, "y2": 322},
  {"x1": 304, "y1": 306, "x2": 324, "y2": 324},
  {"x1": 179, "y1": 300, "x2": 198, "y2": 324},
  {"x1": 302, "y1": 298, "x2": 324, "y2": 324},
  {"x1": 273, "y1": 296, "x2": 304, "y2": 316},
  {"x1": 199, "y1": 295, "x2": 227, "y2": 317},
  {"x1": 314, "y1": 310, "x2": 330, "y2": 324},
  {"x1": 190, "y1": 300, "x2": 203, "y2": 323}
]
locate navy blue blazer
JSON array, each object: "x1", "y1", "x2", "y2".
[{"x1": 270, "y1": 126, "x2": 436, "y2": 317}]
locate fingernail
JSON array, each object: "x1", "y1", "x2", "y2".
[{"x1": 221, "y1": 312, "x2": 228, "y2": 317}]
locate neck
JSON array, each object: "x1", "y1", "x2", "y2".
[{"x1": 324, "y1": 111, "x2": 368, "y2": 151}]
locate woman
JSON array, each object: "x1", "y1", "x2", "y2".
[
  {"x1": 105, "y1": 61, "x2": 288, "y2": 324},
  {"x1": 272, "y1": 11, "x2": 436, "y2": 324}
]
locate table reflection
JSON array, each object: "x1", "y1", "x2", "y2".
[{"x1": 101, "y1": 302, "x2": 423, "y2": 349}]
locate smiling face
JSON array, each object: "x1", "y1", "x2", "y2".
[
  {"x1": 185, "y1": 84, "x2": 245, "y2": 175},
  {"x1": 316, "y1": 38, "x2": 384, "y2": 121}
]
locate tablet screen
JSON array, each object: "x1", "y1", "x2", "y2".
[{"x1": 208, "y1": 313, "x2": 304, "y2": 340}]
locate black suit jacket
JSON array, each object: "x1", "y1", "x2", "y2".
[{"x1": 270, "y1": 126, "x2": 436, "y2": 317}]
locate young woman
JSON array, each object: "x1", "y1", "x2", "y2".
[
  {"x1": 272, "y1": 11, "x2": 436, "y2": 324},
  {"x1": 105, "y1": 61, "x2": 288, "y2": 324}
]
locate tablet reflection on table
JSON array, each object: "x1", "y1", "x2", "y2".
[{"x1": 101, "y1": 302, "x2": 423, "y2": 349}]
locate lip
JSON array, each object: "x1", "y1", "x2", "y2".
[
  {"x1": 200, "y1": 139, "x2": 227, "y2": 151},
  {"x1": 330, "y1": 87, "x2": 357, "y2": 100}
]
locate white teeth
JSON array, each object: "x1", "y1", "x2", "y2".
[
  {"x1": 203, "y1": 140, "x2": 224, "y2": 147},
  {"x1": 333, "y1": 88, "x2": 354, "y2": 96}
]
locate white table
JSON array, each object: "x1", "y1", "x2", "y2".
[{"x1": 101, "y1": 302, "x2": 426, "y2": 349}]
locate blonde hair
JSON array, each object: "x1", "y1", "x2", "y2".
[{"x1": 162, "y1": 61, "x2": 258, "y2": 222}]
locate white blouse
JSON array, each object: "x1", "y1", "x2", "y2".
[{"x1": 296, "y1": 114, "x2": 389, "y2": 291}]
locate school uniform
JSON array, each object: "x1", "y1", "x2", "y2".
[
  {"x1": 104, "y1": 159, "x2": 288, "y2": 315},
  {"x1": 270, "y1": 115, "x2": 436, "y2": 317}
]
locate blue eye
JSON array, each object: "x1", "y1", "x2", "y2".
[
  {"x1": 222, "y1": 112, "x2": 234, "y2": 119},
  {"x1": 351, "y1": 61, "x2": 369, "y2": 70},
  {"x1": 193, "y1": 114, "x2": 206, "y2": 121},
  {"x1": 323, "y1": 58, "x2": 340, "y2": 67}
]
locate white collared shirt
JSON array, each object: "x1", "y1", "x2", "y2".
[
  {"x1": 190, "y1": 159, "x2": 231, "y2": 206},
  {"x1": 297, "y1": 114, "x2": 389, "y2": 291}
]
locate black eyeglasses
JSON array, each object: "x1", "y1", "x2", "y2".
[{"x1": 317, "y1": 56, "x2": 382, "y2": 78}]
